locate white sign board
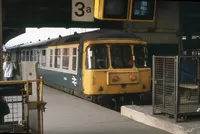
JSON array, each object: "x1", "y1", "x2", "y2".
[{"x1": 72, "y1": 0, "x2": 94, "y2": 22}]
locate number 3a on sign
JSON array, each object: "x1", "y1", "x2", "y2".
[{"x1": 72, "y1": 0, "x2": 94, "y2": 22}]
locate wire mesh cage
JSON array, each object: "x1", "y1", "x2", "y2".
[
  {"x1": 0, "y1": 95, "x2": 25, "y2": 133},
  {"x1": 152, "y1": 55, "x2": 200, "y2": 122},
  {"x1": 178, "y1": 56, "x2": 200, "y2": 116},
  {"x1": 4, "y1": 96, "x2": 23, "y2": 124},
  {"x1": 152, "y1": 56, "x2": 178, "y2": 116}
]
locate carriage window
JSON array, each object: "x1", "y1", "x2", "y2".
[
  {"x1": 72, "y1": 48, "x2": 77, "y2": 71},
  {"x1": 20, "y1": 52, "x2": 23, "y2": 61},
  {"x1": 41, "y1": 50, "x2": 46, "y2": 67},
  {"x1": 26, "y1": 51, "x2": 29, "y2": 61},
  {"x1": 37, "y1": 50, "x2": 40, "y2": 63},
  {"x1": 49, "y1": 49, "x2": 53, "y2": 67},
  {"x1": 30, "y1": 50, "x2": 33, "y2": 61},
  {"x1": 134, "y1": 45, "x2": 148, "y2": 67},
  {"x1": 54, "y1": 49, "x2": 61, "y2": 68},
  {"x1": 33, "y1": 50, "x2": 36, "y2": 61},
  {"x1": 110, "y1": 45, "x2": 133, "y2": 69},
  {"x1": 86, "y1": 45, "x2": 108, "y2": 69},
  {"x1": 22, "y1": 51, "x2": 26, "y2": 61},
  {"x1": 62, "y1": 48, "x2": 70, "y2": 70}
]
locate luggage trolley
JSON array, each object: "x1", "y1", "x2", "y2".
[{"x1": 0, "y1": 77, "x2": 46, "y2": 134}]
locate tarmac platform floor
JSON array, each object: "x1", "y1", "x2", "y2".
[
  {"x1": 43, "y1": 86, "x2": 169, "y2": 134},
  {"x1": 121, "y1": 105, "x2": 200, "y2": 134}
]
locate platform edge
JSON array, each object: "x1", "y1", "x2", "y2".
[{"x1": 121, "y1": 105, "x2": 187, "y2": 134}]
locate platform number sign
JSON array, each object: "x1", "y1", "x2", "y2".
[{"x1": 72, "y1": 0, "x2": 94, "y2": 22}]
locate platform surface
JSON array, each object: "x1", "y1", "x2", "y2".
[
  {"x1": 43, "y1": 86, "x2": 169, "y2": 134},
  {"x1": 121, "y1": 105, "x2": 200, "y2": 134}
]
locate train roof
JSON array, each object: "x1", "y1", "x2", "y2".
[
  {"x1": 49, "y1": 30, "x2": 145, "y2": 46},
  {"x1": 6, "y1": 29, "x2": 145, "y2": 49}
]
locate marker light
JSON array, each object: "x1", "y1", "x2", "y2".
[
  {"x1": 112, "y1": 76, "x2": 119, "y2": 81},
  {"x1": 130, "y1": 75, "x2": 135, "y2": 81}
]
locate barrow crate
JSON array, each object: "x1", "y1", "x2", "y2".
[{"x1": 152, "y1": 56, "x2": 200, "y2": 122}]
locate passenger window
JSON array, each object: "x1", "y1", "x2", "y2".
[
  {"x1": 54, "y1": 49, "x2": 61, "y2": 68},
  {"x1": 41, "y1": 50, "x2": 46, "y2": 67},
  {"x1": 26, "y1": 51, "x2": 29, "y2": 61},
  {"x1": 49, "y1": 49, "x2": 53, "y2": 67},
  {"x1": 62, "y1": 48, "x2": 70, "y2": 70},
  {"x1": 37, "y1": 51, "x2": 40, "y2": 63},
  {"x1": 72, "y1": 48, "x2": 77, "y2": 71},
  {"x1": 33, "y1": 50, "x2": 36, "y2": 61},
  {"x1": 86, "y1": 45, "x2": 108, "y2": 69},
  {"x1": 30, "y1": 50, "x2": 33, "y2": 61}
]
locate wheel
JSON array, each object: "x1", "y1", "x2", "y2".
[{"x1": 92, "y1": 96, "x2": 98, "y2": 103}]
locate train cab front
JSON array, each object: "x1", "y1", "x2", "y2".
[{"x1": 82, "y1": 39, "x2": 151, "y2": 107}]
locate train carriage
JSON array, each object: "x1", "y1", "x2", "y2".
[{"x1": 7, "y1": 30, "x2": 151, "y2": 107}]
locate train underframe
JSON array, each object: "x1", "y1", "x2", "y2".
[{"x1": 85, "y1": 92, "x2": 152, "y2": 111}]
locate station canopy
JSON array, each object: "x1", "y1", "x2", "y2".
[{"x1": 4, "y1": 27, "x2": 100, "y2": 50}]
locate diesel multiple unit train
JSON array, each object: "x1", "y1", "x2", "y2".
[{"x1": 6, "y1": 30, "x2": 151, "y2": 108}]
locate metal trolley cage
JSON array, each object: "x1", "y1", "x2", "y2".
[
  {"x1": 0, "y1": 77, "x2": 46, "y2": 134},
  {"x1": 152, "y1": 55, "x2": 200, "y2": 122}
]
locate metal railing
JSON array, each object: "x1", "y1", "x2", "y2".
[{"x1": 0, "y1": 78, "x2": 46, "y2": 134}]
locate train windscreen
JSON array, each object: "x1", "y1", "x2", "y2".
[
  {"x1": 110, "y1": 45, "x2": 133, "y2": 69},
  {"x1": 134, "y1": 45, "x2": 148, "y2": 68},
  {"x1": 86, "y1": 44, "x2": 148, "y2": 69},
  {"x1": 86, "y1": 45, "x2": 109, "y2": 69}
]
